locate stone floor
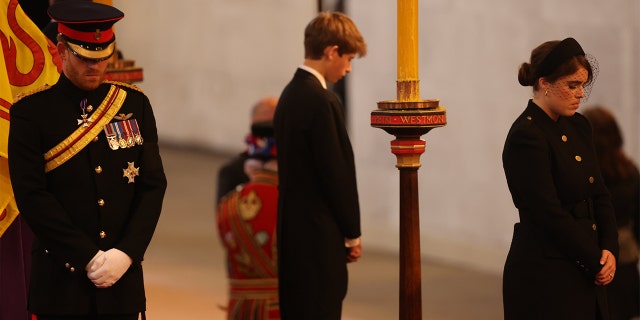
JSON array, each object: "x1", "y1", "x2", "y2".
[{"x1": 141, "y1": 146, "x2": 503, "y2": 319}]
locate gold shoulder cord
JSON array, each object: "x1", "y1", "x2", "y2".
[
  {"x1": 44, "y1": 85, "x2": 127, "y2": 172},
  {"x1": 13, "y1": 85, "x2": 52, "y2": 103},
  {"x1": 103, "y1": 80, "x2": 144, "y2": 94}
]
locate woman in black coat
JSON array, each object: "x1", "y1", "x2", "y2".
[{"x1": 502, "y1": 38, "x2": 619, "y2": 320}]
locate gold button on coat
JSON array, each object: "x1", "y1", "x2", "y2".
[
  {"x1": 526, "y1": 116, "x2": 532, "y2": 120},
  {"x1": 70, "y1": 267, "x2": 75, "y2": 272},
  {"x1": 592, "y1": 224, "x2": 597, "y2": 231},
  {"x1": 100, "y1": 231, "x2": 106, "y2": 239},
  {"x1": 98, "y1": 199, "x2": 105, "y2": 206},
  {"x1": 65, "y1": 263, "x2": 70, "y2": 268},
  {"x1": 575, "y1": 156, "x2": 582, "y2": 162},
  {"x1": 589, "y1": 176, "x2": 595, "y2": 184},
  {"x1": 561, "y1": 135, "x2": 567, "y2": 142},
  {"x1": 93, "y1": 136, "x2": 99, "y2": 142},
  {"x1": 95, "y1": 166, "x2": 102, "y2": 174}
]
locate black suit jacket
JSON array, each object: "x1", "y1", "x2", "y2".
[
  {"x1": 274, "y1": 68, "x2": 361, "y2": 319},
  {"x1": 8, "y1": 74, "x2": 167, "y2": 315},
  {"x1": 502, "y1": 100, "x2": 618, "y2": 319}
]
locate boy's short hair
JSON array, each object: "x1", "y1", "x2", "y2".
[{"x1": 304, "y1": 11, "x2": 367, "y2": 59}]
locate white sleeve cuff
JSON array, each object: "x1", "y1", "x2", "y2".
[{"x1": 344, "y1": 237, "x2": 361, "y2": 248}]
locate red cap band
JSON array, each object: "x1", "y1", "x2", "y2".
[{"x1": 58, "y1": 23, "x2": 114, "y2": 44}]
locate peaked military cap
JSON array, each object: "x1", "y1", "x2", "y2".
[{"x1": 48, "y1": 1, "x2": 124, "y2": 61}]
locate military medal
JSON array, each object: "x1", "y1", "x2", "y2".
[
  {"x1": 127, "y1": 120, "x2": 142, "y2": 146},
  {"x1": 131, "y1": 119, "x2": 144, "y2": 145},
  {"x1": 122, "y1": 161, "x2": 139, "y2": 183},
  {"x1": 103, "y1": 124, "x2": 119, "y2": 150},
  {"x1": 114, "y1": 122, "x2": 128, "y2": 148},
  {"x1": 122, "y1": 121, "x2": 135, "y2": 147},
  {"x1": 77, "y1": 98, "x2": 94, "y2": 128},
  {"x1": 104, "y1": 117, "x2": 143, "y2": 150}
]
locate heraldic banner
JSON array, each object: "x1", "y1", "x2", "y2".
[
  {"x1": 1, "y1": 1, "x2": 61, "y2": 318},
  {"x1": 1, "y1": 0, "x2": 61, "y2": 236}
]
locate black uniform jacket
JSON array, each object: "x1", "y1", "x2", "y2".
[
  {"x1": 274, "y1": 68, "x2": 361, "y2": 318},
  {"x1": 8, "y1": 74, "x2": 167, "y2": 315},
  {"x1": 502, "y1": 100, "x2": 618, "y2": 320}
]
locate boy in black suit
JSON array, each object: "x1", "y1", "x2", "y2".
[{"x1": 273, "y1": 11, "x2": 367, "y2": 320}]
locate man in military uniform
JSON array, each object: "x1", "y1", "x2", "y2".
[{"x1": 8, "y1": 2, "x2": 167, "y2": 319}]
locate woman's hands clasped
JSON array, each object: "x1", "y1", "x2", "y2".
[{"x1": 594, "y1": 249, "x2": 616, "y2": 286}]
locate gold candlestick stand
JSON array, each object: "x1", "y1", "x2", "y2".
[{"x1": 370, "y1": 1, "x2": 446, "y2": 319}]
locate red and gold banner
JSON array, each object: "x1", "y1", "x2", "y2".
[{"x1": 0, "y1": 0, "x2": 61, "y2": 236}]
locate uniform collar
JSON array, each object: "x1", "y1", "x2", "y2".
[{"x1": 54, "y1": 73, "x2": 110, "y2": 109}]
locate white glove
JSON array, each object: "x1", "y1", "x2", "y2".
[
  {"x1": 85, "y1": 250, "x2": 105, "y2": 272},
  {"x1": 87, "y1": 248, "x2": 132, "y2": 288}
]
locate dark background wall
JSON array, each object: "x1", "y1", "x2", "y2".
[{"x1": 18, "y1": 0, "x2": 48, "y2": 29}]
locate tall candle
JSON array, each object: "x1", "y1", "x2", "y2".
[{"x1": 397, "y1": 0, "x2": 420, "y2": 101}]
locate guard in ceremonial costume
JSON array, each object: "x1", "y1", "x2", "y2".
[
  {"x1": 8, "y1": 2, "x2": 167, "y2": 319},
  {"x1": 217, "y1": 122, "x2": 280, "y2": 320}
]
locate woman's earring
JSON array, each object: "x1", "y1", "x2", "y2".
[{"x1": 544, "y1": 90, "x2": 548, "y2": 97}]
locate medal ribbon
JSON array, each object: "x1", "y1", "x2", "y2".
[
  {"x1": 44, "y1": 85, "x2": 127, "y2": 172},
  {"x1": 123, "y1": 120, "x2": 135, "y2": 146},
  {"x1": 131, "y1": 119, "x2": 144, "y2": 145}
]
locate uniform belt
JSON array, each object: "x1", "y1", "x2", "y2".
[
  {"x1": 517, "y1": 197, "x2": 595, "y2": 224},
  {"x1": 229, "y1": 278, "x2": 278, "y2": 299},
  {"x1": 570, "y1": 197, "x2": 594, "y2": 219}
]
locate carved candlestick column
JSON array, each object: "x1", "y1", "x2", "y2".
[{"x1": 370, "y1": 0, "x2": 446, "y2": 319}]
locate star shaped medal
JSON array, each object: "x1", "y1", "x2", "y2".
[{"x1": 123, "y1": 162, "x2": 139, "y2": 183}]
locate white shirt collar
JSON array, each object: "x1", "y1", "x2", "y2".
[{"x1": 299, "y1": 65, "x2": 327, "y2": 89}]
